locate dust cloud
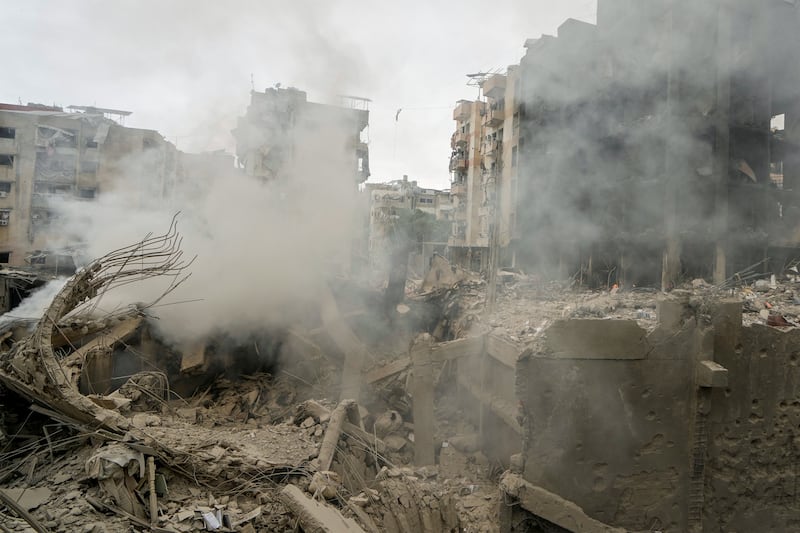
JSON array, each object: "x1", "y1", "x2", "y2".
[{"x1": 51, "y1": 117, "x2": 360, "y2": 346}]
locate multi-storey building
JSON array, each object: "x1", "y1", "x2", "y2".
[
  {"x1": 0, "y1": 103, "x2": 180, "y2": 269},
  {"x1": 515, "y1": 0, "x2": 800, "y2": 288},
  {"x1": 448, "y1": 67, "x2": 522, "y2": 271},
  {"x1": 233, "y1": 87, "x2": 370, "y2": 184},
  {"x1": 366, "y1": 176, "x2": 450, "y2": 266}
]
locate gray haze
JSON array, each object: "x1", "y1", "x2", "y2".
[{"x1": 0, "y1": 0, "x2": 596, "y2": 189}]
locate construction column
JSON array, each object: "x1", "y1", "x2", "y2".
[{"x1": 410, "y1": 333, "x2": 436, "y2": 466}]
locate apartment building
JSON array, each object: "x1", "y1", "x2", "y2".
[
  {"x1": 0, "y1": 103, "x2": 180, "y2": 269},
  {"x1": 366, "y1": 176, "x2": 452, "y2": 275},
  {"x1": 448, "y1": 66, "x2": 522, "y2": 271},
  {"x1": 233, "y1": 87, "x2": 370, "y2": 184},
  {"x1": 514, "y1": 0, "x2": 800, "y2": 288}
]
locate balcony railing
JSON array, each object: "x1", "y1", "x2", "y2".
[
  {"x1": 449, "y1": 157, "x2": 468, "y2": 172},
  {"x1": 451, "y1": 131, "x2": 468, "y2": 147},
  {"x1": 451, "y1": 182, "x2": 468, "y2": 196},
  {"x1": 483, "y1": 107, "x2": 504, "y2": 128}
]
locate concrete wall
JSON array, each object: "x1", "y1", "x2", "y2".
[
  {"x1": 516, "y1": 312, "x2": 709, "y2": 531},
  {"x1": 705, "y1": 302, "x2": 800, "y2": 532},
  {"x1": 499, "y1": 299, "x2": 800, "y2": 532}
]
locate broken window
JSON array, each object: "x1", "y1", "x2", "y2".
[
  {"x1": 86, "y1": 139, "x2": 98, "y2": 148},
  {"x1": 78, "y1": 188, "x2": 96, "y2": 199},
  {"x1": 0, "y1": 127, "x2": 15, "y2": 139},
  {"x1": 0, "y1": 252, "x2": 10, "y2": 263},
  {"x1": 0, "y1": 182, "x2": 11, "y2": 198},
  {"x1": 35, "y1": 151, "x2": 76, "y2": 180},
  {"x1": 0, "y1": 155, "x2": 13, "y2": 167},
  {"x1": 0, "y1": 210, "x2": 10, "y2": 226}
]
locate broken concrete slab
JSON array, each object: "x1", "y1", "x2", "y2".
[
  {"x1": 500, "y1": 473, "x2": 624, "y2": 533},
  {"x1": 696, "y1": 360, "x2": 729, "y2": 388},
  {"x1": 278, "y1": 484, "x2": 366, "y2": 533},
  {"x1": 0, "y1": 487, "x2": 52, "y2": 511}
]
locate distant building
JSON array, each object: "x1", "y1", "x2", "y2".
[
  {"x1": 233, "y1": 87, "x2": 370, "y2": 184},
  {"x1": 366, "y1": 176, "x2": 451, "y2": 275},
  {"x1": 0, "y1": 103, "x2": 183, "y2": 269}
]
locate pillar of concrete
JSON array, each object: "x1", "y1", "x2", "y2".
[{"x1": 410, "y1": 334, "x2": 436, "y2": 466}]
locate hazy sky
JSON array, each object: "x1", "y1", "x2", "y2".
[{"x1": 1, "y1": 1, "x2": 596, "y2": 189}]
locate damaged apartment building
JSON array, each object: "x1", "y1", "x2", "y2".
[
  {"x1": 0, "y1": 102, "x2": 181, "y2": 270},
  {"x1": 233, "y1": 86, "x2": 370, "y2": 184},
  {"x1": 449, "y1": 0, "x2": 800, "y2": 288}
]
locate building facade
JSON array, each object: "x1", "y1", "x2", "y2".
[
  {"x1": 515, "y1": 0, "x2": 800, "y2": 288},
  {"x1": 233, "y1": 87, "x2": 370, "y2": 184},
  {"x1": 0, "y1": 104, "x2": 180, "y2": 269},
  {"x1": 448, "y1": 67, "x2": 522, "y2": 272}
]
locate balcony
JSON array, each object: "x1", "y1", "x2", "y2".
[
  {"x1": 0, "y1": 138, "x2": 16, "y2": 154},
  {"x1": 449, "y1": 157, "x2": 468, "y2": 172},
  {"x1": 451, "y1": 131, "x2": 468, "y2": 147},
  {"x1": 451, "y1": 181, "x2": 468, "y2": 196},
  {"x1": 483, "y1": 107, "x2": 504, "y2": 128},
  {"x1": 482, "y1": 74, "x2": 507, "y2": 99},
  {"x1": 453, "y1": 101, "x2": 473, "y2": 121}
]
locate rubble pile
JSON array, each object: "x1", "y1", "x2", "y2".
[{"x1": 0, "y1": 229, "x2": 485, "y2": 532}]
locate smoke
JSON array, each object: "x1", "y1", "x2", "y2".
[
  {"x1": 509, "y1": 0, "x2": 800, "y2": 286},
  {"x1": 50, "y1": 105, "x2": 361, "y2": 346},
  {"x1": 0, "y1": 279, "x2": 68, "y2": 330}
]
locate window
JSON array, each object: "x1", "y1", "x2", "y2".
[
  {"x1": 78, "y1": 188, "x2": 96, "y2": 199},
  {"x1": 512, "y1": 146, "x2": 518, "y2": 167},
  {"x1": 0, "y1": 155, "x2": 13, "y2": 167},
  {"x1": 80, "y1": 160, "x2": 98, "y2": 173},
  {"x1": 0, "y1": 252, "x2": 9, "y2": 263},
  {"x1": 0, "y1": 210, "x2": 9, "y2": 226},
  {"x1": 0, "y1": 183, "x2": 11, "y2": 193},
  {"x1": 0, "y1": 127, "x2": 15, "y2": 139},
  {"x1": 86, "y1": 139, "x2": 98, "y2": 148}
]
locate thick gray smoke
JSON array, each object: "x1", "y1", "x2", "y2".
[
  {"x1": 511, "y1": 0, "x2": 800, "y2": 286},
  {"x1": 51, "y1": 116, "x2": 360, "y2": 345}
]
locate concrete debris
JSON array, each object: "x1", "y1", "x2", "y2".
[
  {"x1": 279, "y1": 484, "x2": 366, "y2": 533},
  {"x1": 0, "y1": 487, "x2": 52, "y2": 511},
  {"x1": 10, "y1": 216, "x2": 800, "y2": 533}
]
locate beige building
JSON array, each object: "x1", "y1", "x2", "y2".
[
  {"x1": 233, "y1": 87, "x2": 369, "y2": 184},
  {"x1": 0, "y1": 103, "x2": 181, "y2": 269},
  {"x1": 448, "y1": 67, "x2": 521, "y2": 271},
  {"x1": 366, "y1": 176, "x2": 451, "y2": 273}
]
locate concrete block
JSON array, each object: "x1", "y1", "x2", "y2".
[
  {"x1": 696, "y1": 360, "x2": 728, "y2": 388},
  {"x1": 543, "y1": 319, "x2": 647, "y2": 359},
  {"x1": 657, "y1": 299, "x2": 688, "y2": 330}
]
